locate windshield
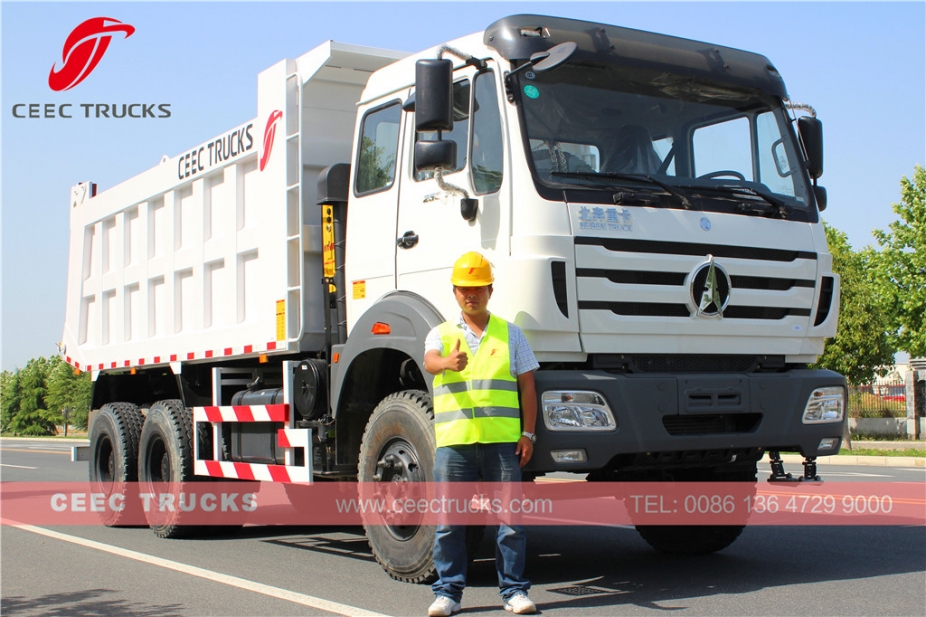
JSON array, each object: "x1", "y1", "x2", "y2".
[{"x1": 518, "y1": 60, "x2": 813, "y2": 215}]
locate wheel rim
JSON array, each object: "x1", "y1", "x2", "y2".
[
  {"x1": 373, "y1": 437, "x2": 424, "y2": 541},
  {"x1": 145, "y1": 436, "x2": 170, "y2": 483},
  {"x1": 94, "y1": 436, "x2": 115, "y2": 489}
]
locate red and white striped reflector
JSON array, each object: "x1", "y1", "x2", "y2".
[{"x1": 192, "y1": 405, "x2": 288, "y2": 423}]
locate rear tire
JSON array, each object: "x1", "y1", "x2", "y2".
[
  {"x1": 88, "y1": 402, "x2": 145, "y2": 526},
  {"x1": 137, "y1": 400, "x2": 197, "y2": 538},
  {"x1": 358, "y1": 390, "x2": 436, "y2": 583}
]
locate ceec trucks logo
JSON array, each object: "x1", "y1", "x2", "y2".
[
  {"x1": 49, "y1": 17, "x2": 135, "y2": 92},
  {"x1": 259, "y1": 110, "x2": 283, "y2": 171},
  {"x1": 10, "y1": 17, "x2": 170, "y2": 120},
  {"x1": 175, "y1": 111, "x2": 281, "y2": 180}
]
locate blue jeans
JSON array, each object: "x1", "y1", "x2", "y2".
[{"x1": 432, "y1": 443, "x2": 530, "y2": 603}]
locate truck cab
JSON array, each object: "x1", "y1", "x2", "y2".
[{"x1": 339, "y1": 13, "x2": 844, "y2": 474}]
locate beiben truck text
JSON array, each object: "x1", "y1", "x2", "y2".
[{"x1": 64, "y1": 15, "x2": 846, "y2": 582}]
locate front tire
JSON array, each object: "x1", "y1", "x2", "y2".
[
  {"x1": 358, "y1": 390, "x2": 436, "y2": 583},
  {"x1": 634, "y1": 462, "x2": 757, "y2": 555}
]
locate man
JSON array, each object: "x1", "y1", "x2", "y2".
[{"x1": 424, "y1": 252, "x2": 539, "y2": 616}]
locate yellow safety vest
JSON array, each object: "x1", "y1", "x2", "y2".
[{"x1": 432, "y1": 317, "x2": 522, "y2": 447}]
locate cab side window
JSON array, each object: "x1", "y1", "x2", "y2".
[
  {"x1": 471, "y1": 70, "x2": 503, "y2": 194},
  {"x1": 356, "y1": 102, "x2": 401, "y2": 194}
]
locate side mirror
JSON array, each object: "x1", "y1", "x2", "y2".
[
  {"x1": 813, "y1": 185, "x2": 827, "y2": 212},
  {"x1": 414, "y1": 140, "x2": 456, "y2": 172},
  {"x1": 798, "y1": 116, "x2": 824, "y2": 180},
  {"x1": 415, "y1": 59, "x2": 453, "y2": 132},
  {"x1": 531, "y1": 41, "x2": 577, "y2": 73},
  {"x1": 505, "y1": 41, "x2": 577, "y2": 102}
]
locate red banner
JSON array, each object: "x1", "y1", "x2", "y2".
[{"x1": 1, "y1": 481, "x2": 923, "y2": 527}]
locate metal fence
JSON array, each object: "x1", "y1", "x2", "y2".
[{"x1": 848, "y1": 384, "x2": 906, "y2": 418}]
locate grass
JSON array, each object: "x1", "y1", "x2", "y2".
[
  {"x1": 839, "y1": 447, "x2": 925, "y2": 457},
  {"x1": 851, "y1": 433, "x2": 917, "y2": 441},
  {"x1": 1, "y1": 432, "x2": 88, "y2": 439}
]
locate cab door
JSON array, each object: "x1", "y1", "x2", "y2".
[
  {"x1": 395, "y1": 64, "x2": 508, "y2": 319},
  {"x1": 344, "y1": 98, "x2": 405, "y2": 333}
]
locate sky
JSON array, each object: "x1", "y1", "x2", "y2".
[{"x1": 1, "y1": 1, "x2": 924, "y2": 371}]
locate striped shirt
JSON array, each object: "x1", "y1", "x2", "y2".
[{"x1": 424, "y1": 313, "x2": 539, "y2": 377}]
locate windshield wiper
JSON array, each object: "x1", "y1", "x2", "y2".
[
  {"x1": 731, "y1": 187, "x2": 792, "y2": 219},
  {"x1": 722, "y1": 186, "x2": 792, "y2": 219},
  {"x1": 551, "y1": 171, "x2": 693, "y2": 209},
  {"x1": 675, "y1": 182, "x2": 795, "y2": 219}
]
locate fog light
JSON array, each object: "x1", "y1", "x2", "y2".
[
  {"x1": 551, "y1": 449, "x2": 587, "y2": 463},
  {"x1": 542, "y1": 391, "x2": 616, "y2": 431},
  {"x1": 802, "y1": 386, "x2": 845, "y2": 424},
  {"x1": 818, "y1": 438, "x2": 840, "y2": 451}
]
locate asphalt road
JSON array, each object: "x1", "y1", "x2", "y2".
[{"x1": 2, "y1": 439, "x2": 924, "y2": 616}]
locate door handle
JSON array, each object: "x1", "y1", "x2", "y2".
[{"x1": 397, "y1": 231, "x2": 419, "y2": 249}]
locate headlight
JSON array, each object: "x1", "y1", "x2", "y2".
[
  {"x1": 802, "y1": 386, "x2": 845, "y2": 424},
  {"x1": 542, "y1": 391, "x2": 616, "y2": 431}
]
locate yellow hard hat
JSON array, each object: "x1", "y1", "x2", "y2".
[{"x1": 451, "y1": 252, "x2": 494, "y2": 286}]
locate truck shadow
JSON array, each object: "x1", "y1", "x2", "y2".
[
  {"x1": 251, "y1": 524, "x2": 378, "y2": 565},
  {"x1": 236, "y1": 522, "x2": 924, "y2": 613},
  {"x1": 466, "y1": 524, "x2": 926, "y2": 613}
]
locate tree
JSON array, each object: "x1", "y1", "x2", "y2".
[
  {"x1": 1, "y1": 370, "x2": 22, "y2": 433},
  {"x1": 6, "y1": 357, "x2": 58, "y2": 435},
  {"x1": 812, "y1": 223, "x2": 896, "y2": 384},
  {"x1": 873, "y1": 166, "x2": 926, "y2": 358},
  {"x1": 356, "y1": 135, "x2": 395, "y2": 193},
  {"x1": 45, "y1": 356, "x2": 93, "y2": 432}
]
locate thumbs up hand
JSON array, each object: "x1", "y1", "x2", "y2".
[{"x1": 445, "y1": 338, "x2": 469, "y2": 372}]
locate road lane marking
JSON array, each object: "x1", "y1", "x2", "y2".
[
  {"x1": 1, "y1": 448, "x2": 72, "y2": 455},
  {"x1": 4, "y1": 521, "x2": 391, "y2": 617},
  {"x1": 822, "y1": 472, "x2": 892, "y2": 478},
  {"x1": 0, "y1": 463, "x2": 38, "y2": 469}
]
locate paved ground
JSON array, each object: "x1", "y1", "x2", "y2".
[{"x1": 5, "y1": 435, "x2": 925, "y2": 469}]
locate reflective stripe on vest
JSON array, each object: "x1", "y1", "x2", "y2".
[{"x1": 432, "y1": 317, "x2": 521, "y2": 447}]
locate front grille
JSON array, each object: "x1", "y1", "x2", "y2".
[
  {"x1": 663, "y1": 413, "x2": 762, "y2": 435},
  {"x1": 577, "y1": 268, "x2": 687, "y2": 286},
  {"x1": 575, "y1": 236, "x2": 817, "y2": 262},
  {"x1": 575, "y1": 236, "x2": 818, "y2": 322},
  {"x1": 578, "y1": 301, "x2": 811, "y2": 319},
  {"x1": 592, "y1": 354, "x2": 783, "y2": 373},
  {"x1": 731, "y1": 275, "x2": 815, "y2": 291}
]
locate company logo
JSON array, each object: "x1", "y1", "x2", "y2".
[
  {"x1": 259, "y1": 110, "x2": 283, "y2": 171},
  {"x1": 690, "y1": 255, "x2": 731, "y2": 318},
  {"x1": 577, "y1": 206, "x2": 632, "y2": 232},
  {"x1": 177, "y1": 123, "x2": 254, "y2": 180},
  {"x1": 49, "y1": 17, "x2": 135, "y2": 92}
]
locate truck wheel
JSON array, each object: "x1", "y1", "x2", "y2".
[
  {"x1": 137, "y1": 399, "x2": 196, "y2": 538},
  {"x1": 88, "y1": 402, "x2": 145, "y2": 526},
  {"x1": 634, "y1": 463, "x2": 756, "y2": 555},
  {"x1": 358, "y1": 390, "x2": 436, "y2": 583},
  {"x1": 635, "y1": 523, "x2": 745, "y2": 555}
]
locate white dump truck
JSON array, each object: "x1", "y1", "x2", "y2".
[{"x1": 64, "y1": 14, "x2": 847, "y2": 581}]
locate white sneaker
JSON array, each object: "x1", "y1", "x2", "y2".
[
  {"x1": 428, "y1": 596, "x2": 461, "y2": 617},
  {"x1": 504, "y1": 593, "x2": 536, "y2": 614}
]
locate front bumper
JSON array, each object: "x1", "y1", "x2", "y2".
[{"x1": 527, "y1": 368, "x2": 846, "y2": 473}]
